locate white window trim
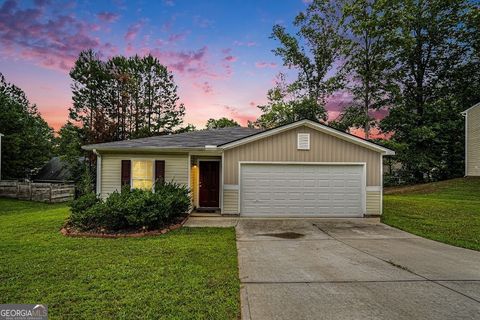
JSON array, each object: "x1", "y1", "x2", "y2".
[{"x1": 130, "y1": 159, "x2": 155, "y2": 191}]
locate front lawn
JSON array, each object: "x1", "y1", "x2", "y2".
[
  {"x1": 383, "y1": 177, "x2": 480, "y2": 251},
  {"x1": 0, "y1": 198, "x2": 240, "y2": 319}
]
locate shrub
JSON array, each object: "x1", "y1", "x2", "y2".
[{"x1": 69, "y1": 182, "x2": 191, "y2": 231}]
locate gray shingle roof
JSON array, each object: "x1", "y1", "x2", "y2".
[{"x1": 83, "y1": 127, "x2": 263, "y2": 150}]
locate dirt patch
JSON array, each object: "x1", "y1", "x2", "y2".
[
  {"x1": 61, "y1": 216, "x2": 188, "y2": 238},
  {"x1": 257, "y1": 232, "x2": 305, "y2": 239}
]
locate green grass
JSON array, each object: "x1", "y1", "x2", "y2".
[
  {"x1": 0, "y1": 198, "x2": 240, "y2": 319},
  {"x1": 382, "y1": 177, "x2": 480, "y2": 251}
]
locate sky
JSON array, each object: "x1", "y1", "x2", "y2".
[{"x1": 0, "y1": 0, "x2": 354, "y2": 131}]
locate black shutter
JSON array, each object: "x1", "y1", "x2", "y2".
[
  {"x1": 155, "y1": 160, "x2": 165, "y2": 184},
  {"x1": 121, "y1": 160, "x2": 131, "y2": 187}
]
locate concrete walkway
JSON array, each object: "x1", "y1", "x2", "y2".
[{"x1": 185, "y1": 217, "x2": 480, "y2": 319}]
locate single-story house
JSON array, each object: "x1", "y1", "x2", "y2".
[
  {"x1": 462, "y1": 102, "x2": 480, "y2": 176},
  {"x1": 83, "y1": 119, "x2": 395, "y2": 217}
]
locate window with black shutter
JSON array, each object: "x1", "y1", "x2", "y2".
[
  {"x1": 121, "y1": 160, "x2": 131, "y2": 187},
  {"x1": 155, "y1": 160, "x2": 165, "y2": 184}
]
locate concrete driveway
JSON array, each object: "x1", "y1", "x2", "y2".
[{"x1": 185, "y1": 217, "x2": 480, "y2": 319}]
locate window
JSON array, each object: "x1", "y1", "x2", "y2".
[
  {"x1": 297, "y1": 133, "x2": 310, "y2": 150},
  {"x1": 131, "y1": 160, "x2": 154, "y2": 190}
]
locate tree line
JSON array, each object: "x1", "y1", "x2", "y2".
[
  {"x1": 0, "y1": 0, "x2": 478, "y2": 186},
  {"x1": 255, "y1": 0, "x2": 480, "y2": 183},
  {"x1": 69, "y1": 50, "x2": 189, "y2": 145}
]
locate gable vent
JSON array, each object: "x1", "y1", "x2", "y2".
[{"x1": 297, "y1": 133, "x2": 310, "y2": 150}]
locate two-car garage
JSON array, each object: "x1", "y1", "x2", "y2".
[
  {"x1": 240, "y1": 163, "x2": 365, "y2": 217},
  {"x1": 220, "y1": 120, "x2": 395, "y2": 217}
]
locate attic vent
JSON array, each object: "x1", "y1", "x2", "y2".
[{"x1": 297, "y1": 133, "x2": 310, "y2": 150}]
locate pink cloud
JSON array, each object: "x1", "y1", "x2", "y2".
[
  {"x1": 223, "y1": 105, "x2": 257, "y2": 125},
  {"x1": 0, "y1": 0, "x2": 117, "y2": 71},
  {"x1": 124, "y1": 21, "x2": 144, "y2": 41},
  {"x1": 223, "y1": 55, "x2": 237, "y2": 62},
  {"x1": 167, "y1": 32, "x2": 188, "y2": 43},
  {"x1": 255, "y1": 61, "x2": 277, "y2": 68},
  {"x1": 97, "y1": 11, "x2": 120, "y2": 23},
  {"x1": 194, "y1": 81, "x2": 213, "y2": 94}
]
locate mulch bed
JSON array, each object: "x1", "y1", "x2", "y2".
[{"x1": 60, "y1": 216, "x2": 189, "y2": 238}]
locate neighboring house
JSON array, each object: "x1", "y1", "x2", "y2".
[
  {"x1": 34, "y1": 157, "x2": 81, "y2": 182},
  {"x1": 463, "y1": 103, "x2": 480, "y2": 176},
  {"x1": 83, "y1": 119, "x2": 395, "y2": 217},
  {"x1": 0, "y1": 133, "x2": 3, "y2": 180}
]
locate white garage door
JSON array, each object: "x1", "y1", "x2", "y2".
[{"x1": 240, "y1": 164, "x2": 364, "y2": 217}]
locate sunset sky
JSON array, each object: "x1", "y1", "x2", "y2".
[{"x1": 0, "y1": 0, "x2": 355, "y2": 131}]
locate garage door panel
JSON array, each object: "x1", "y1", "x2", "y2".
[{"x1": 240, "y1": 164, "x2": 364, "y2": 217}]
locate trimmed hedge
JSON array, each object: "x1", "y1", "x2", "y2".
[{"x1": 69, "y1": 182, "x2": 190, "y2": 231}]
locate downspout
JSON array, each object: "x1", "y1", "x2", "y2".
[
  {"x1": 0, "y1": 133, "x2": 3, "y2": 180},
  {"x1": 93, "y1": 149, "x2": 102, "y2": 196},
  {"x1": 462, "y1": 111, "x2": 468, "y2": 177}
]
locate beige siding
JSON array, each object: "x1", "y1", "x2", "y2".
[
  {"x1": 467, "y1": 106, "x2": 480, "y2": 176},
  {"x1": 223, "y1": 189, "x2": 239, "y2": 214},
  {"x1": 366, "y1": 191, "x2": 381, "y2": 215},
  {"x1": 223, "y1": 125, "x2": 381, "y2": 186},
  {"x1": 100, "y1": 153, "x2": 188, "y2": 199}
]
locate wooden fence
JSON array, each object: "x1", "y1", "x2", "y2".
[{"x1": 0, "y1": 181, "x2": 75, "y2": 203}]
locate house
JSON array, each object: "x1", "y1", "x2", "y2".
[
  {"x1": 0, "y1": 133, "x2": 3, "y2": 180},
  {"x1": 83, "y1": 119, "x2": 395, "y2": 217},
  {"x1": 34, "y1": 157, "x2": 83, "y2": 182},
  {"x1": 462, "y1": 103, "x2": 480, "y2": 176}
]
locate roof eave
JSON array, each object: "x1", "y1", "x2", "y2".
[
  {"x1": 82, "y1": 146, "x2": 213, "y2": 153},
  {"x1": 462, "y1": 102, "x2": 480, "y2": 114}
]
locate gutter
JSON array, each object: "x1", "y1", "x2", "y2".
[
  {"x1": 81, "y1": 146, "x2": 213, "y2": 153},
  {"x1": 462, "y1": 111, "x2": 468, "y2": 176}
]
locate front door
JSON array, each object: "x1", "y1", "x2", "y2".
[{"x1": 199, "y1": 161, "x2": 220, "y2": 208}]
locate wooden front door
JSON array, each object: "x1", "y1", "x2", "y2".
[{"x1": 199, "y1": 161, "x2": 220, "y2": 208}]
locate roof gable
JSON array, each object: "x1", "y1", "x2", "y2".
[
  {"x1": 462, "y1": 102, "x2": 480, "y2": 115},
  {"x1": 219, "y1": 120, "x2": 395, "y2": 155}
]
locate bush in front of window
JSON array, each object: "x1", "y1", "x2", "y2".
[{"x1": 69, "y1": 181, "x2": 191, "y2": 232}]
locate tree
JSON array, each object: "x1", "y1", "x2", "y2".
[
  {"x1": 205, "y1": 118, "x2": 239, "y2": 129},
  {"x1": 174, "y1": 124, "x2": 197, "y2": 134},
  {"x1": 56, "y1": 122, "x2": 85, "y2": 180},
  {"x1": 255, "y1": 74, "x2": 327, "y2": 129},
  {"x1": 380, "y1": 0, "x2": 476, "y2": 182},
  {"x1": 328, "y1": 105, "x2": 375, "y2": 133},
  {"x1": 336, "y1": 0, "x2": 395, "y2": 138},
  {"x1": 270, "y1": 0, "x2": 348, "y2": 122},
  {"x1": 69, "y1": 50, "x2": 113, "y2": 145},
  {"x1": 0, "y1": 73, "x2": 54, "y2": 179},
  {"x1": 69, "y1": 51, "x2": 186, "y2": 144}
]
